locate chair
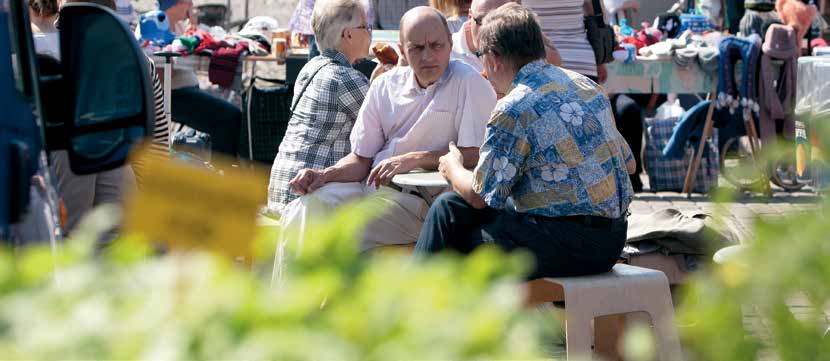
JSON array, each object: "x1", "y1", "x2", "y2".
[
  {"x1": 195, "y1": 4, "x2": 228, "y2": 29},
  {"x1": 525, "y1": 264, "x2": 683, "y2": 360}
]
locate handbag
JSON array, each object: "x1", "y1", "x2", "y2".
[
  {"x1": 584, "y1": 0, "x2": 616, "y2": 65},
  {"x1": 238, "y1": 60, "x2": 334, "y2": 165}
]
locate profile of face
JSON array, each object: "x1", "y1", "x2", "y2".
[
  {"x1": 468, "y1": 0, "x2": 509, "y2": 50},
  {"x1": 342, "y1": 14, "x2": 371, "y2": 61},
  {"x1": 399, "y1": 13, "x2": 452, "y2": 88},
  {"x1": 480, "y1": 49, "x2": 511, "y2": 95}
]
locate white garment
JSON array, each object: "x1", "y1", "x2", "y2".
[
  {"x1": 351, "y1": 60, "x2": 496, "y2": 168},
  {"x1": 450, "y1": 28, "x2": 484, "y2": 73},
  {"x1": 275, "y1": 182, "x2": 428, "y2": 283},
  {"x1": 33, "y1": 31, "x2": 60, "y2": 60}
]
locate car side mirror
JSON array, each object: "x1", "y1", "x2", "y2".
[{"x1": 40, "y1": 3, "x2": 154, "y2": 175}]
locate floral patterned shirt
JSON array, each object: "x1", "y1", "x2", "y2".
[{"x1": 472, "y1": 60, "x2": 634, "y2": 219}]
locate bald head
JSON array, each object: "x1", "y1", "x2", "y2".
[{"x1": 400, "y1": 6, "x2": 450, "y2": 44}]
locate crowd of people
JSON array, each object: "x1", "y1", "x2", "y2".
[
  {"x1": 30, "y1": 0, "x2": 640, "y2": 279},
  {"x1": 270, "y1": 0, "x2": 637, "y2": 280}
]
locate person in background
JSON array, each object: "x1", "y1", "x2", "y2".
[
  {"x1": 289, "y1": 0, "x2": 375, "y2": 60},
  {"x1": 450, "y1": 0, "x2": 561, "y2": 74},
  {"x1": 523, "y1": 0, "x2": 605, "y2": 83},
  {"x1": 29, "y1": 0, "x2": 60, "y2": 59},
  {"x1": 136, "y1": 0, "x2": 242, "y2": 159},
  {"x1": 430, "y1": 0, "x2": 471, "y2": 32},
  {"x1": 275, "y1": 7, "x2": 496, "y2": 280},
  {"x1": 267, "y1": 0, "x2": 371, "y2": 212},
  {"x1": 415, "y1": 3, "x2": 635, "y2": 279},
  {"x1": 372, "y1": 0, "x2": 428, "y2": 29}
]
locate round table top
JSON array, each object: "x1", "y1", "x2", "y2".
[{"x1": 391, "y1": 171, "x2": 448, "y2": 188}]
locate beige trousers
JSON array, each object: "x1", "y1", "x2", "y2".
[{"x1": 273, "y1": 182, "x2": 428, "y2": 284}]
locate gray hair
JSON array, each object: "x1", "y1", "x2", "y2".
[
  {"x1": 312, "y1": 0, "x2": 367, "y2": 52},
  {"x1": 477, "y1": 3, "x2": 545, "y2": 69}
]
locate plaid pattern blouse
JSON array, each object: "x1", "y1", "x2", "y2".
[
  {"x1": 472, "y1": 60, "x2": 634, "y2": 219},
  {"x1": 267, "y1": 50, "x2": 369, "y2": 212}
]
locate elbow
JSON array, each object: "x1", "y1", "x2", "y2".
[
  {"x1": 626, "y1": 159, "x2": 636, "y2": 175},
  {"x1": 468, "y1": 194, "x2": 488, "y2": 209}
]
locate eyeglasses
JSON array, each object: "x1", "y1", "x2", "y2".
[
  {"x1": 473, "y1": 15, "x2": 485, "y2": 26},
  {"x1": 354, "y1": 24, "x2": 372, "y2": 33}
]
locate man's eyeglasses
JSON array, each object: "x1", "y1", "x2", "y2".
[{"x1": 473, "y1": 15, "x2": 485, "y2": 26}]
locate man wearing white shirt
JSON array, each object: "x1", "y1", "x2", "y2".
[
  {"x1": 451, "y1": 0, "x2": 561, "y2": 73},
  {"x1": 275, "y1": 6, "x2": 496, "y2": 277}
]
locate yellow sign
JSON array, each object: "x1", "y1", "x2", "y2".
[{"x1": 123, "y1": 149, "x2": 267, "y2": 259}]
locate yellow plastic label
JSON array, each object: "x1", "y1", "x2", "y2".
[{"x1": 124, "y1": 149, "x2": 267, "y2": 259}]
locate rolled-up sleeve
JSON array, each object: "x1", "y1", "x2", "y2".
[
  {"x1": 455, "y1": 72, "x2": 497, "y2": 148},
  {"x1": 350, "y1": 79, "x2": 385, "y2": 159}
]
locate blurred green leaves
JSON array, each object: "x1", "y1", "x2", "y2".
[{"x1": 0, "y1": 199, "x2": 546, "y2": 360}]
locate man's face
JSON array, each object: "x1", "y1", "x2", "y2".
[
  {"x1": 400, "y1": 19, "x2": 452, "y2": 87},
  {"x1": 468, "y1": 3, "x2": 488, "y2": 50}
]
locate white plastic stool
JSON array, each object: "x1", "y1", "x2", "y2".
[{"x1": 535, "y1": 264, "x2": 683, "y2": 360}]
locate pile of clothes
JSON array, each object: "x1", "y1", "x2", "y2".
[{"x1": 136, "y1": 15, "x2": 281, "y2": 88}]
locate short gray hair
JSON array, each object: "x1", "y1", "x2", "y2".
[
  {"x1": 312, "y1": 0, "x2": 367, "y2": 52},
  {"x1": 477, "y1": 3, "x2": 545, "y2": 69}
]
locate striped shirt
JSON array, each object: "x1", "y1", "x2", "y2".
[
  {"x1": 372, "y1": 0, "x2": 428, "y2": 30},
  {"x1": 132, "y1": 58, "x2": 169, "y2": 188},
  {"x1": 524, "y1": 0, "x2": 597, "y2": 77}
]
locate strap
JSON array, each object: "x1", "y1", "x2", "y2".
[
  {"x1": 590, "y1": 0, "x2": 602, "y2": 17},
  {"x1": 290, "y1": 59, "x2": 334, "y2": 113}
]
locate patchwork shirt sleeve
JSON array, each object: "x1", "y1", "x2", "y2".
[{"x1": 472, "y1": 111, "x2": 528, "y2": 210}]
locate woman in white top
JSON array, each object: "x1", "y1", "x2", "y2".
[
  {"x1": 29, "y1": 0, "x2": 61, "y2": 59},
  {"x1": 430, "y1": 0, "x2": 471, "y2": 33},
  {"x1": 523, "y1": 0, "x2": 606, "y2": 83}
]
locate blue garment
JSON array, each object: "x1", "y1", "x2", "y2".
[
  {"x1": 472, "y1": 60, "x2": 634, "y2": 219},
  {"x1": 663, "y1": 100, "x2": 712, "y2": 159}
]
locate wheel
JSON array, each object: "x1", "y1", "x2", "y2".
[{"x1": 719, "y1": 136, "x2": 765, "y2": 190}]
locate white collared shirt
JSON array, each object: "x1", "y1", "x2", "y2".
[
  {"x1": 351, "y1": 60, "x2": 497, "y2": 167},
  {"x1": 450, "y1": 28, "x2": 484, "y2": 73}
]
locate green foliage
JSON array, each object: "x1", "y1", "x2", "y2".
[
  {"x1": 0, "y1": 201, "x2": 547, "y2": 360},
  {"x1": 677, "y1": 123, "x2": 830, "y2": 361}
]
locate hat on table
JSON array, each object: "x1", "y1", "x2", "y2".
[{"x1": 762, "y1": 24, "x2": 798, "y2": 59}]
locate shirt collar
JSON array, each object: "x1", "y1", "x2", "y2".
[
  {"x1": 320, "y1": 49, "x2": 353, "y2": 68},
  {"x1": 512, "y1": 59, "x2": 546, "y2": 88},
  {"x1": 403, "y1": 62, "x2": 454, "y2": 95}
]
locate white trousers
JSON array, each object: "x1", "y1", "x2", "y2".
[{"x1": 273, "y1": 182, "x2": 428, "y2": 283}]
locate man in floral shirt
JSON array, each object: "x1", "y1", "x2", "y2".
[{"x1": 414, "y1": 3, "x2": 636, "y2": 279}]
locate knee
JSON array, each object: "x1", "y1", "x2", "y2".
[{"x1": 614, "y1": 95, "x2": 642, "y2": 121}]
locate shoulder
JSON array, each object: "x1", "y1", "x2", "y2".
[{"x1": 447, "y1": 60, "x2": 489, "y2": 87}]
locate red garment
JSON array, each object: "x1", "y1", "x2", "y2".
[
  {"x1": 209, "y1": 43, "x2": 246, "y2": 88},
  {"x1": 811, "y1": 38, "x2": 829, "y2": 49},
  {"x1": 183, "y1": 28, "x2": 229, "y2": 53}
]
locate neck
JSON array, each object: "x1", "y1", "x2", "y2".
[{"x1": 30, "y1": 13, "x2": 57, "y2": 33}]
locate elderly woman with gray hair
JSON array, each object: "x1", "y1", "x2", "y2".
[
  {"x1": 267, "y1": 0, "x2": 372, "y2": 213},
  {"x1": 415, "y1": 3, "x2": 636, "y2": 279}
]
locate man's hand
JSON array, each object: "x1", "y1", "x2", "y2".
[
  {"x1": 289, "y1": 168, "x2": 327, "y2": 195},
  {"x1": 366, "y1": 153, "x2": 419, "y2": 189},
  {"x1": 596, "y1": 63, "x2": 608, "y2": 84},
  {"x1": 438, "y1": 142, "x2": 465, "y2": 181},
  {"x1": 370, "y1": 63, "x2": 394, "y2": 82}
]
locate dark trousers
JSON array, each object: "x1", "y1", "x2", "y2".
[
  {"x1": 611, "y1": 94, "x2": 644, "y2": 191},
  {"x1": 414, "y1": 192, "x2": 628, "y2": 279},
  {"x1": 171, "y1": 86, "x2": 242, "y2": 157}
]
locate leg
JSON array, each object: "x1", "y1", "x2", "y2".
[
  {"x1": 358, "y1": 186, "x2": 431, "y2": 251},
  {"x1": 484, "y1": 215, "x2": 628, "y2": 278},
  {"x1": 171, "y1": 86, "x2": 242, "y2": 158},
  {"x1": 273, "y1": 182, "x2": 365, "y2": 286},
  {"x1": 50, "y1": 151, "x2": 96, "y2": 235},
  {"x1": 612, "y1": 94, "x2": 645, "y2": 191},
  {"x1": 413, "y1": 192, "x2": 498, "y2": 255}
]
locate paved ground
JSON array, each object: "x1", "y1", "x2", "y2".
[{"x1": 623, "y1": 176, "x2": 824, "y2": 360}]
